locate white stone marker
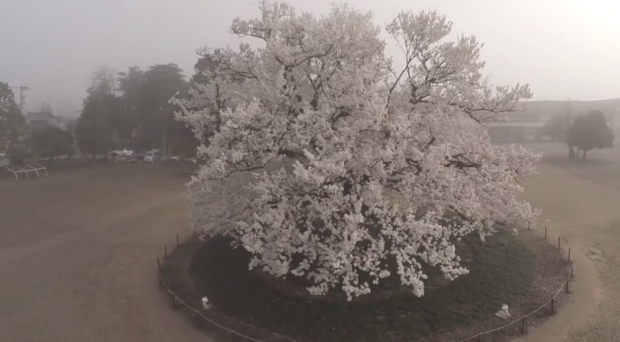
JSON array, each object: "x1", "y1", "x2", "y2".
[{"x1": 495, "y1": 304, "x2": 511, "y2": 319}]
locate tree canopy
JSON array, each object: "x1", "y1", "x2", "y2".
[
  {"x1": 74, "y1": 63, "x2": 197, "y2": 157},
  {"x1": 568, "y1": 110, "x2": 614, "y2": 159},
  {"x1": 31, "y1": 125, "x2": 75, "y2": 160},
  {"x1": 75, "y1": 93, "x2": 114, "y2": 159},
  {"x1": 0, "y1": 82, "x2": 25, "y2": 147},
  {"x1": 138, "y1": 64, "x2": 188, "y2": 150},
  {"x1": 39, "y1": 102, "x2": 53, "y2": 114},
  {"x1": 192, "y1": 48, "x2": 219, "y2": 86},
  {"x1": 89, "y1": 66, "x2": 118, "y2": 96},
  {"x1": 542, "y1": 113, "x2": 570, "y2": 142},
  {"x1": 176, "y1": 1, "x2": 541, "y2": 300}
]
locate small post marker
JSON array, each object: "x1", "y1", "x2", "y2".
[
  {"x1": 157, "y1": 257, "x2": 161, "y2": 273},
  {"x1": 495, "y1": 304, "x2": 511, "y2": 319},
  {"x1": 521, "y1": 317, "x2": 525, "y2": 333},
  {"x1": 176, "y1": 233, "x2": 179, "y2": 247},
  {"x1": 558, "y1": 236, "x2": 561, "y2": 250},
  {"x1": 545, "y1": 226, "x2": 548, "y2": 239},
  {"x1": 164, "y1": 244, "x2": 168, "y2": 257}
]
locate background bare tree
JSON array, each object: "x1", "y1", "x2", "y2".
[{"x1": 89, "y1": 66, "x2": 118, "y2": 96}]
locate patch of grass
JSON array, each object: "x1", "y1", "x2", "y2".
[{"x1": 189, "y1": 231, "x2": 536, "y2": 342}]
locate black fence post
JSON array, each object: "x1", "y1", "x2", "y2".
[
  {"x1": 521, "y1": 317, "x2": 525, "y2": 333},
  {"x1": 568, "y1": 248, "x2": 571, "y2": 262},
  {"x1": 176, "y1": 233, "x2": 179, "y2": 247},
  {"x1": 194, "y1": 310, "x2": 202, "y2": 329},
  {"x1": 157, "y1": 257, "x2": 161, "y2": 273},
  {"x1": 545, "y1": 226, "x2": 548, "y2": 239},
  {"x1": 171, "y1": 293, "x2": 176, "y2": 308},
  {"x1": 164, "y1": 244, "x2": 168, "y2": 257},
  {"x1": 551, "y1": 298, "x2": 555, "y2": 314}
]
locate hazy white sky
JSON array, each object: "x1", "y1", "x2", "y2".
[{"x1": 1, "y1": 0, "x2": 619, "y2": 116}]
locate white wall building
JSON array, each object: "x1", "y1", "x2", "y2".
[
  {"x1": 48, "y1": 116, "x2": 68, "y2": 131},
  {"x1": 488, "y1": 106, "x2": 620, "y2": 143}
]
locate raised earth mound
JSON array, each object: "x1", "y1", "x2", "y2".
[{"x1": 159, "y1": 229, "x2": 571, "y2": 342}]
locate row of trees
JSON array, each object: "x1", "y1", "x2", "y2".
[
  {"x1": 74, "y1": 63, "x2": 201, "y2": 160},
  {"x1": 543, "y1": 109, "x2": 615, "y2": 159},
  {"x1": 0, "y1": 82, "x2": 26, "y2": 149},
  {"x1": 1, "y1": 56, "x2": 217, "y2": 163},
  {"x1": 31, "y1": 125, "x2": 75, "y2": 161}
]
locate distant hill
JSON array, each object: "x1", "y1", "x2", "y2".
[{"x1": 521, "y1": 99, "x2": 620, "y2": 115}]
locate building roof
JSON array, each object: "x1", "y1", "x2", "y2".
[{"x1": 25, "y1": 111, "x2": 53, "y2": 121}]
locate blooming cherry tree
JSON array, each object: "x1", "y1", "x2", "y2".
[{"x1": 175, "y1": 1, "x2": 541, "y2": 300}]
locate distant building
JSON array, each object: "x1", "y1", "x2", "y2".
[
  {"x1": 487, "y1": 103, "x2": 620, "y2": 143},
  {"x1": 487, "y1": 112, "x2": 551, "y2": 142},
  {"x1": 25, "y1": 111, "x2": 53, "y2": 131},
  {"x1": 49, "y1": 116, "x2": 68, "y2": 131},
  {"x1": 25, "y1": 111, "x2": 68, "y2": 131}
]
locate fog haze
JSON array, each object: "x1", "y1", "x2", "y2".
[{"x1": 1, "y1": 0, "x2": 619, "y2": 117}]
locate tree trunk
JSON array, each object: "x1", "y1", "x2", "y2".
[
  {"x1": 162, "y1": 125, "x2": 168, "y2": 158},
  {"x1": 568, "y1": 144, "x2": 575, "y2": 159}
]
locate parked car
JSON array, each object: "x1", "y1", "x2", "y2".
[
  {"x1": 144, "y1": 150, "x2": 161, "y2": 163},
  {"x1": 0, "y1": 150, "x2": 6, "y2": 158},
  {"x1": 131, "y1": 149, "x2": 147, "y2": 162},
  {"x1": 112, "y1": 148, "x2": 133, "y2": 157}
]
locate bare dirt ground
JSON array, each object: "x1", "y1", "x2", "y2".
[
  {"x1": 0, "y1": 162, "x2": 214, "y2": 342},
  {"x1": 2, "y1": 149, "x2": 620, "y2": 342},
  {"x1": 513, "y1": 151, "x2": 620, "y2": 342}
]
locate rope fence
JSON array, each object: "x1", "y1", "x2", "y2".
[
  {"x1": 157, "y1": 227, "x2": 574, "y2": 342},
  {"x1": 157, "y1": 231, "x2": 270, "y2": 342},
  {"x1": 454, "y1": 227, "x2": 573, "y2": 342}
]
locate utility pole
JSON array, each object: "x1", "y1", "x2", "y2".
[
  {"x1": 566, "y1": 97, "x2": 575, "y2": 159},
  {"x1": 565, "y1": 97, "x2": 572, "y2": 124},
  {"x1": 19, "y1": 85, "x2": 29, "y2": 114},
  {"x1": 10, "y1": 85, "x2": 29, "y2": 114}
]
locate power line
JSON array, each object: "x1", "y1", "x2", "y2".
[
  {"x1": 9, "y1": 84, "x2": 80, "y2": 117},
  {"x1": 27, "y1": 88, "x2": 77, "y2": 108}
]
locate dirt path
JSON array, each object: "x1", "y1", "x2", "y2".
[
  {"x1": 0, "y1": 163, "x2": 213, "y2": 342},
  {"x1": 512, "y1": 155, "x2": 620, "y2": 342}
]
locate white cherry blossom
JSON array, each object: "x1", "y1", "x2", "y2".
[{"x1": 174, "y1": 1, "x2": 541, "y2": 300}]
